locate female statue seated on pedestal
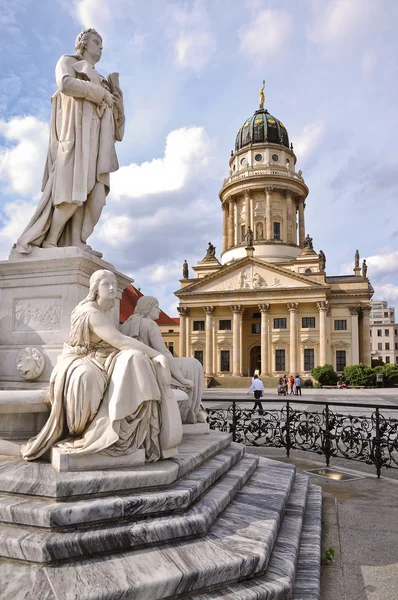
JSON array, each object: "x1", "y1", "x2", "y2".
[
  {"x1": 21, "y1": 270, "x2": 181, "y2": 462},
  {"x1": 121, "y1": 296, "x2": 207, "y2": 425}
]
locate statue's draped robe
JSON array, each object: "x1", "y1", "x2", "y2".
[
  {"x1": 16, "y1": 55, "x2": 124, "y2": 253},
  {"x1": 21, "y1": 304, "x2": 162, "y2": 461},
  {"x1": 121, "y1": 315, "x2": 205, "y2": 424}
]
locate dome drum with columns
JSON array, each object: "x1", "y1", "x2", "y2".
[{"x1": 174, "y1": 90, "x2": 373, "y2": 384}]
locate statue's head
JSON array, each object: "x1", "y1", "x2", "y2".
[
  {"x1": 85, "y1": 269, "x2": 117, "y2": 303},
  {"x1": 134, "y1": 296, "x2": 160, "y2": 321},
  {"x1": 75, "y1": 28, "x2": 103, "y2": 62}
]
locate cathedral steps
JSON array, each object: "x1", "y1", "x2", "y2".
[
  {"x1": 210, "y1": 376, "x2": 281, "y2": 389},
  {"x1": 0, "y1": 433, "x2": 321, "y2": 600}
]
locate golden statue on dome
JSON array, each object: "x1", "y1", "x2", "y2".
[{"x1": 259, "y1": 80, "x2": 265, "y2": 109}]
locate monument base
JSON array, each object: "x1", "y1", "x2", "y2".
[
  {"x1": 0, "y1": 247, "x2": 132, "y2": 388},
  {"x1": 51, "y1": 446, "x2": 146, "y2": 472}
]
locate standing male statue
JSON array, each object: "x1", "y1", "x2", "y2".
[{"x1": 15, "y1": 29, "x2": 125, "y2": 258}]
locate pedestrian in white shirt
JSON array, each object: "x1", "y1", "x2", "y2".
[{"x1": 247, "y1": 375, "x2": 265, "y2": 414}]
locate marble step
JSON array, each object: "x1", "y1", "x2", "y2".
[
  {"x1": 0, "y1": 455, "x2": 261, "y2": 563},
  {"x1": 0, "y1": 458, "x2": 302, "y2": 599},
  {"x1": 292, "y1": 485, "x2": 322, "y2": 600},
  {"x1": 0, "y1": 444, "x2": 245, "y2": 529},
  {"x1": 0, "y1": 431, "x2": 231, "y2": 499}
]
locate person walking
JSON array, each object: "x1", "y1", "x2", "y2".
[
  {"x1": 294, "y1": 375, "x2": 302, "y2": 396},
  {"x1": 247, "y1": 375, "x2": 265, "y2": 414},
  {"x1": 289, "y1": 375, "x2": 295, "y2": 395}
]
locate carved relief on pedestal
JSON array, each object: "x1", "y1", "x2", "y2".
[
  {"x1": 16, "y1": 347, "x2": 46, "y2": 380},
  {"x1": 14, "y1": 298, "x2": 61, "y2": 331}
]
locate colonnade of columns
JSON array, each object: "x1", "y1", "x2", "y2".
[{"x1": 222, "y1": 188, "x2": 306, "y2": 253}]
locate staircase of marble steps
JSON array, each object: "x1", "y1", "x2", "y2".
[
  {"x1": 0, "y1": 432, "x2": 322, "y2": 600},
  {"x1": 210, "y1": 376, "x2": 281, "y2": 388}
]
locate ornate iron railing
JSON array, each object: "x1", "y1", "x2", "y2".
[{"x1": 204, "y1": 399, "x2": 398, "y2": 478}]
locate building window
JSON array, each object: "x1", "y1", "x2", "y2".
[
  {"x1": 168, "y1": 342, "x2": 174, "y2": 356},
  {"x1": 378, "y1": 343, "x2": 382, "y2": 350},
  {"x1": 219, "y1": 319, "x2": 231, "y2": 330},
  {"x1": 302, "y1": 317, "x2": 315, "y2": 328},
  {"x1": 336, "y1": 350, "x2": 346, "y2": 371},
  {"x1": 384, "y1": 312, "x2": 389, "y2": 318},
  {"x1": 252, "y1": 323, "x2": 261, "y2": 334},
  {"x1": 275, "y1": 349, "x2": 285, "y2": 371},
  {"x1": 241, "y1": 224, "x2": 245, "y2": 243},
  {"x1": 395, "y1": 329, "x2": 398, "y2": 336},
  {"x1": 168, "y1": 329, "x2": 174, "y2": 333},
  {"x1": 193, "y1": 320, "x2": 205, "y2": 331},
  {"x1": 370, "y1": 330, "x2": 372, "y2": 336},
  {"x1": 304, "y1": 348, "x2": 315, "y2": 371},
  {"x1": 385, "y1": 343, "x2": 390, "y2": 350},
  {"x1": 395, "y1": 343, "x2": 398, "y2": 350},
  {"x1": 194, "y1": 350, "x2": 203, "y2": 365},
  {"x1": 273, "y1": 222, "x2": 281, "y2": 240},
  {"x1": 334, "y1": 320, "x2": 347, "y2": 330},
  {"x1": 386, "y1": 356, "x2": 391, "y2": 364},
  {"x1": 385, "y1": 329, "x2": 390, "y2": 337},
  {"x1": 252, "y1": 312, "x2": 261, "y2": 319},
  {"x1": 220, "y1": 350, "x2": 230, "y2": 372},
  {"x1": 274, "y1": 318, "x2": 287, "y2": 329},
  {"x1": 377, "y1": 329, "x2": 382, "y2": 337}
]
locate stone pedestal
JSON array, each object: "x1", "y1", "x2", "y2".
[
  {"x1": 0, "y1": 247, "x2": 132, "y2": 388},
  {"x1": 51, "y1": 446, "x2": 145, "y2": 472}
]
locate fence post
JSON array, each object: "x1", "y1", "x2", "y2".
[
  {"x1": 324, "y1": 403, "x2": 331, "y2": 467},
  {"x1": 374, "y1": 407, "x2": 382, "y2": 479},
  {"x1": 231, "y1": 400, "x2": 237, "y2": 443},
  {"x1": 286, "y1": 401, "x2": 291, "y2": 458}
]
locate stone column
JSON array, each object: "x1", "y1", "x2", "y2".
[
  {"x1": 222, "y1": 203, "x2": 228, "y2": 253},
  {"x1": 234, "y1": 200, "x2": 239, "y2": 245},
  {"x1": 177, "y1": 306, "x2": 189, "y2": 358},
  {"x1": 317, "y1": 301, "x2": 328, "y2": 366},
  {"x1": 259, "y1": 303, "x2": 270, "y2": 376},
  {"x1": 286, "y1": 191, "x2": 293, "y2": 243},
  {"x1": 298, "y1": 200, "x2": 305, "y2": 246},
  {"x1": 288, "y1": 303, "x2": 299, "y2": 374},
  {"x1": 360, "y1": 305, "x2": 372, "y2": 366},
  {"x1": 349, "y1": 306, "x2": 360, "y2": 365},
  {"x1": 265, "y1": 187, "x2": 273, "y2": 240},
  {"x1": 228, "y1": 199, "x2": 234, "y2": 249},
  {"x1": 250, "y1": 195, "x2": 254, "y2": 230},
  {"x1": 230, "y1": 305, "x2": 243, "y2": 376},
  {"x1": 203, "y1": 306, "x2": 215, "y2": 376},
  {"x1": 244, "y1": 190, "x2": 250, "y2": 235}
]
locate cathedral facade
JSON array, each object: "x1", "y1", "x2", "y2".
[{"x1": 175, "y1": 97, "x2": 373, "y2": 382}]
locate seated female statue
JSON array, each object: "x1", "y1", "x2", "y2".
[
  {"x1": 121, "y1": 296, "x2": 206, "y2": 424},
  {"x1": 21, "y1": 270, "x2": 180, "y2": 462}
]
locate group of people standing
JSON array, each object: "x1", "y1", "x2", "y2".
[{"x1": 247, "y1": 374, "x2": 303, "y2": 414}]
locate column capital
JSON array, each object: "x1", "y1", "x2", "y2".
[
  {"x1": 230, "y1": 304, "x2": 243, "y2": 314},
  {"x1": 258, "y1": 303, "x2": 270, "y2": 313},
  {"x1": 222, "y1": 202, "x2": 228, "y2": 211},
  {"x1": 203, "y1": 306, "x2": 215, "y2": 314},
  {"x1": 287, "y1": 302, "x2": 299, "y2": 312},
  {"x1": 243, "y1": 189, "x2": 251, "y2": 199},
  {"x1": 317, "y1": 301, "x2": 329, "y2": 312},
  {"x1": 360, "y1": 304, "x2": 372, "y2": 315},
  {"x1": 265, "y1": 186, "x2": 274, "y2": 194},
  {"x1": 349, "y1": 306, "x2": 360, "y2": 316},
  {"x1": 177, "y1": 306, "x2": 190, "y2": 317}
]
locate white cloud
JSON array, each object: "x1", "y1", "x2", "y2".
[
  {"x1": 365, "y1": 251, "x2": 398, "y2": 279},
  {"x1": 308, "y1": 0, "x2": 379, "y2": 49},
  {"x1": 293, "y1": 121, "x2": 325, "y2": 163},
  {"x1": 238, "y1": 9, "x2": 293, "y2": 62},
  {"x1": 73, "y1": 0, "x2": 113, "y2": 30},
  {"x1": 111, "y1": 126, "x2": 211, "y2": 200},
  {"x1": 374, "y1": 283, "x2": 398, "y2": 304},
  {"x1": 0, "y1": 116, "x2": 48, "y2": 196},
  {"x1": 168, "y1": 1, "x2": 216, "y2": 71},
  {"x1": 0, "y1": 199, "x2": 37, "y2": 259}
]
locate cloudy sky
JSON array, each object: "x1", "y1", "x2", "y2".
[{"x1": 1, "y1": 0, "x2": 398, "y2": 316}]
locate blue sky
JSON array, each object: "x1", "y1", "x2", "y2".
[{"x1": 1, "y1": 0, "x2": 398, "y2": 316}]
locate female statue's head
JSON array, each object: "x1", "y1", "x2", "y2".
[
  {"x1": 84, "y1": 269, "x2": 117, "y2": 304},
  {"x1": 134, "y1": 296, "x2": 160, "y2": 321},
  {"x1": 75, "y1": 28, "x2": 103, "y2": 63}
]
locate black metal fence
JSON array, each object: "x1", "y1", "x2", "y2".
[{"x1": 204, "y1": 399, "x2": 398, "y2": 478}]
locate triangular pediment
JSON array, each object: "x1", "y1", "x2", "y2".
[{"x1": 176, "y1": 257, "x2": 327, "y2": 295}]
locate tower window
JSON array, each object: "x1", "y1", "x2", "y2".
[
  {"x1": 273, "y1": 222, "x2": 281, "y2": 240},
  {"x1": 241, "y1": 225, "x2": 245, "y2": 243},
  {"x1": 254, "y1": 153, "x2": 263, "y2": 162},
  {"x1": 240, "y1": 157, "x2": 247, "y2": 166},
  {"x1": 271, "y1": 154, "x2": 279, "y2": 162}
]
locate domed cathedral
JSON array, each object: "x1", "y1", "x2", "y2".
[{"x1": 175, "y1": 85, "x2": 374, "y2": 385}]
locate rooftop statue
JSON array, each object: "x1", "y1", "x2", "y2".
[
  {"x1": 204, "y1": 242, "x2": 216, "y2": 259},
  {"x1": 182, "y1": 259, "x2": 189, "y2": 279},
  {"x1": 303, "y1": 234, "x2": 313, "y2": 250},
  {"x1": 259, "y1": 80, "x2": 265, "y2": 109},
  {"x1": 355, "y1": 249, "x2": 360, "y2": 268},
  {"x1": 245, "y1": 226, "x2": 254, "y2": 247},
  {"x1": 362, "y1": 259, "x2": 368, "y2": 278},
  {"x1": 15, "y1": 29, "x2": 125, "y2": 258},
  {"x1": 318, "y1": 249, "x2": 326, "y2": 271},
  {"x1": 20, "y1": 270, "x2": 182, "y2": 462},
  {"x1": 121, "y1": 296, "x2": 207, "y2": 424}
]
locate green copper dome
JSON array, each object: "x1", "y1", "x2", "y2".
[{"x1": 235, "y1": 108, "x2": 289, "y2": 152}]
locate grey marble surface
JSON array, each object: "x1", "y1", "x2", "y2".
[
  {"x1": 0, "y1": 449, "x2": 322, "y2": 600},
  {"x1": 0, "y1": 432, "x2": 231, "y2": 498},
  {"x1": 0, "y1": 444, "x2": 245, "y2": 528}
]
